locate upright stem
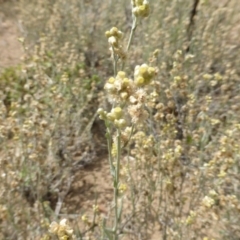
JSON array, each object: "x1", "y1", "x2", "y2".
[
  {"x1": 113, "y1": 128, "x2": 121, "y2": 240},
  {"x1": 116, "y1": 129, "x2": 121, "y2": 188},
  {"x1": 112, "y1": 47, "x2": 118, "y2": 77},
  {"x1": 121, "y1": 15, "x2": 138, "y2": 71},
  {"x1": 108, "y1": 7, "x2": 138, "y2": 240},
  {"x1": 106, "y1": 125, "x2": 115, "y2": 177},
  {"x1": 126, "y1": 15, "x2": 138, "y2": 52}
]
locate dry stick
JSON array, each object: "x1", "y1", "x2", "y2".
[
  {"x1": 55, "y1": 176, "x2": 74, "y2": 216},
  {"x1": 186, "y1": 0, "x2": 200, "y2": 53}
]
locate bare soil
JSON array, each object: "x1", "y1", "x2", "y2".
[{"x1": 0, "y1": 1, "x2": 22, "y2": 69}]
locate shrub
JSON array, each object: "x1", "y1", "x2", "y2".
[{"x1": 0, "y1": 0, "x2": 240, "y2": 239}]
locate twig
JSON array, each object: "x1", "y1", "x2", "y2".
[{"x1": 186, "y1": 0, "x2": 200, "y2": 53}]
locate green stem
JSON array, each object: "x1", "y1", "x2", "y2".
[
  {"x1": 106, "y1": 124, "x2": 115, "y2": 177},
  {"x1": 121, "y1": 15, "x2": 138, "y2": 71},
  {"x1": 112, "y1": 47, "x2": 118, "y2": 77},
  {"x1": 126, "y1": 15, "x2": 138, "y2": 52},
  {"x1": 113, "y1": 128, "x2": 122, "y2": 240},
  {"x1": 116, "y1": 128, "x2": 121, "y2": 189}
]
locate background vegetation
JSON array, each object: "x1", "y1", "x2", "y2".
[{"x1": 0, "y1": 0, "x2": 240, "y2": 239}]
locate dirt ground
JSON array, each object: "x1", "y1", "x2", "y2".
[{"x1": 0, "y1": 1, "x2": 23, "y2": 69}]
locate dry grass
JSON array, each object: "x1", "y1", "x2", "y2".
[{"x1": 0, "y1": 0, "x2": 240, "y2": 239}]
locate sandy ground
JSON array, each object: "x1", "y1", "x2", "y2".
[{"x1": 0, "y1": 2, "x2": 23, "y2": 69}]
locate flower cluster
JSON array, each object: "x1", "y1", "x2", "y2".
[
  {"x1": 98, "y1": 107, "x2": 126, "y2": 129},
  {"x1": 104, "y1": 71, "x2": 134, "y2": 104},
  {"x1": 134, "y1": 64, "x2": 156, "y2": 87},
  {"x1": 127, "y1": 89, "x2": 149, "y2": 124},
  {"x1": 105, "y1": 27, "x2": 126, "y2": 59},
  {"x1": 131, "y1": 0, "x2": 150, "y2": 18},
  {"x1": 49, "y1": 219, "x2": 74, "y2": 240},
  {"x1": 101, "y1": 64, "x2": 156, "y2": 125}
]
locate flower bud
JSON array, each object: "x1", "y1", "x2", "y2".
[
  {"x1": 135, "y1": 76, "x2": 145, "y2": 86},
  {"x1": 105, "y1": 31, "x2": 111, "y2": 38},
  {"x1": 107, "y1": 112, "x2": 116, "y2": 122},
  {"x1": 108, "y1": 36, "x2": 117, "y2": 46},
  {"x1": 110, "y1": 27, "x2": 119, "y2": 36},
  {"x1": 117, "y1": 71, "x2": 126, "y2": 79},
  {"x1": 108, "y1": 77, "x2": 115, "y2": 83},
  {"x1": 114, "y1": 119, "x2": 127, "y2": 128},
  {"x1": 112, "y1": 107, "x2": 123, "y2": 120},
  {"x1": 120, "y1": 92, "x2": 128, "y2": 100}
]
